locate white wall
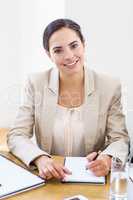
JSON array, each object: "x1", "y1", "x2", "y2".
[
  {"x1": 65, "y1": 0, "x2": 133, "y2": 134},
  {"x1": 0, "y1": 0, "x2": 65, "y2": 127},
  {"x1": 0, "y1": 0, "x2": 133, "y2": 131}
]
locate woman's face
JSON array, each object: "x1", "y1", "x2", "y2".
[{"x1": 48, "y1": 27, "x2": 85, "y2": 76}]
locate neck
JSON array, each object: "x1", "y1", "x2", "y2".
[{"x1": 59, "y1": 68, "x2": 84, "y2": 89}]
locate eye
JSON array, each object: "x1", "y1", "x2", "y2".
[
  {"x1": 71, "y1": 43, "x2": 78, "y2": 49},
  {"x1": 54, "y1": 49, "x2": 62, "y2": 54}
]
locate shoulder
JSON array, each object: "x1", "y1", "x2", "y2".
[
  {"x1": 22, "y1": 67, "x2": 55, "y2": 94},
  {"x1": 28, "y1": 68, "x2": 53, "y2": 84},
  {"x1": 86, "y1": 68, "x2": 122, "y2": 103},
  {"x1": 91, "y1": 70, "x2": 121, "y2": 94},
  {"x1": 25, "y1": 67, "x2": 54, "y2": 90},
  {"x1": 87, "y1": 69, "x2": 122, "y2": 111}
]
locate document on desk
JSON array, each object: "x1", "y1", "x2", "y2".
[
  {"x1": 63, "y1": 157, "x2": 105, "y2": 184},
  {"x1": 0, "y1": 154, "x2": 45, "y2": 199},
  {"x1": 129, "y1": 167, "x2": 133, "y2": 178}
]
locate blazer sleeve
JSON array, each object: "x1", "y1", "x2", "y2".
[
  {"x1": 101, "y1": 82, "x2": 129, "y2": 163},
  {"x1": 7, "y1": 77, "x2": 51, "y2": 168}
]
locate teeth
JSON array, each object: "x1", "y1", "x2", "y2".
[
  {"x1": 65, "y1": 60, "x2": 78, "y2": 66},
  {"x1": 67, "y1": 61, "x2": 76, "y2": 66}
]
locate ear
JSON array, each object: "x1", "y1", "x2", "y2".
[
  {"x1": 83, "y1": 42, "x2": 86, "y2": 52},
  {"x1": 83, "y1": 40, "x2": 85, "y2": 48}
]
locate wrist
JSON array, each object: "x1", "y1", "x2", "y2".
[
  {"x1": 98, "y1": 154, "x2": 112, "y2": 169},
  {"x1": 34, "y1": 155, "x2": 50, "y2": 166}
]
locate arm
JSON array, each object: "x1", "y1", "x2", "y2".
[
  {"x1": 7, "y1": 77, "x2": 50, "y2": 168},
  {"x1": 7, "y1": 77, "x2": 71, "y2": 179},
  {"x1": 101, "y1": 83, "x2": 129, "y2": 163},
  {"x1": 86, "y1": 82, "x2": 129, "y2": 176}
]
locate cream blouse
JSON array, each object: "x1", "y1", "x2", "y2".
[{"x1": 52, "y1": 105, "x2": 85, "y2": 157}]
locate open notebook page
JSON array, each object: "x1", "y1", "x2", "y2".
[{"x1": 63, "y1": 157, "x2": 105, "y2": 184}]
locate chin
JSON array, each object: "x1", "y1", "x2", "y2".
[{"x1": 64, "y1": 64, "x2": 83, "y2": 75}]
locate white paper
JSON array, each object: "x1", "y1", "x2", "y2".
[
  {"x1": 64, "y1": 194, "x2": 88, "y2": 200},
  {"x1": 0, "y1": 155, "x2": 45, "y2": 199},
  {"x1": 63, "y1": 157, "x2": 105, "y2": 184},
  {"x1": 129, "y1": 167, "x2": 133, "y2": 179}
]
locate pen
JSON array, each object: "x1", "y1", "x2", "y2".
[
  {"x1": 129, "y1": 176, "x2": 133, "y2": 183},
  {"x1": 93, "y1": 150, "x2": 101, "y2": 161},
  {"x1": 86, "y1": 151, "x2": 102, "y2": 170}
]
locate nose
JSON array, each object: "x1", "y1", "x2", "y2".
[{"x1": 63, "y1": 48, "x2": 74, "y2": 60}]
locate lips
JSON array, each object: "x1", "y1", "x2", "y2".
[{"x1": 64, "y1": 59, "x2": 79, "y2": 67}]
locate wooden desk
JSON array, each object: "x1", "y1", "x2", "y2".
[
  {"x1": 0, "y1": 128, "x2": 9, "y2": 151},
  {"x1": 0, "y1": 128, "x2": 110, "y2": 200},
  {"x1": 0, "y1": 152, "x2": 110, "y2": 200}
]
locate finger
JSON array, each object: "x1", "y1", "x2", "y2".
[
  {"x1": 92, "y1": 167, "x2": 108, "y2": 177},
  {"x1": 89, "y1": 163, "x2": 109, "y2": 176},
  {"x1": 54, "y1": 164, "x2": 67, "y2": 179},
  {"x1": 42, "y1": 167, "x2": 53, "y2": 179},
  {"x1": 90, "y1": 165, "x2": 102, "y2": 172},
  {"x1": 47, "y1": 165, "x2": 61, "y2": 179},
  {"x1": 86, "y1": 152, "x2": 98, "y2": 161},
  {"x1": 88, "y1": 160, "x2": 101, "y2": 169},
  {"x1": 89, "y1": 159, "x2": 109, "y2": 173},
  {"x1": 89, "y1": 164, "x2": 105, "y2": 176},
  {"x1": 43, "y1": 167, "x2": 53, "y2": 180},
  {"x1": 39, "y1": 169, "x2": 47, "y2": 179},
  {"x1": 92, "y1": 169, "x2": 104, "y2": 177},
  {"x1": 62, "y1": 166, "x2": 72, "y2": 174},
  {"x1": 46, "y1": 175, "x2": 53, "y2": 180}
]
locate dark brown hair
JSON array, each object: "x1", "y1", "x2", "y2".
[{"x1": 43, "y1": 18, "x2": 85, "y2": 52}]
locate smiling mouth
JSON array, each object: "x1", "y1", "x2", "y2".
[{"x1": 64, "y1": 59, "x2": 79, "y2": 67}]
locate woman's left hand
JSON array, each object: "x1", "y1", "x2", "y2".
[{"x1": 86, "y1": 152, "x2": 112, "y2": 176}]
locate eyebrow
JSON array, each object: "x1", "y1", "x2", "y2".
[{"x1": 52, "y1": 40, "x2": 78, "y2": 51}]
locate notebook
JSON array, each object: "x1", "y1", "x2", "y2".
[
  {"x1": 129, "y1": 166, "x2": 133, "y2": 180},
  {"x1": 62, "y1": 157, "x2": 105, "y2": 184},
  {"x1": 0, "y1": 154, "x2": 45, "y2": 199}
]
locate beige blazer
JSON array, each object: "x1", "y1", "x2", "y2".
[{"x1": 7, "y1": 67, "x2": 129, "y2": 167}]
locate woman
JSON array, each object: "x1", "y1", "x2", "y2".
[{"x1": 7, "y1": 18, "x2": 129, "y2": 180}]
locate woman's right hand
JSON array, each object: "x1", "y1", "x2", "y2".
[{"x1": 34, "y1": 155, "x2": 71, "y2": 180}]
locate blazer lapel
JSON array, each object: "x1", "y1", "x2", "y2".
[
  {"x1": 42, "y1": 68, "x2": 59, "y2": 153},
  {"x1": 83, "y1": 68, "x2": 100, "y2": 154}
]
